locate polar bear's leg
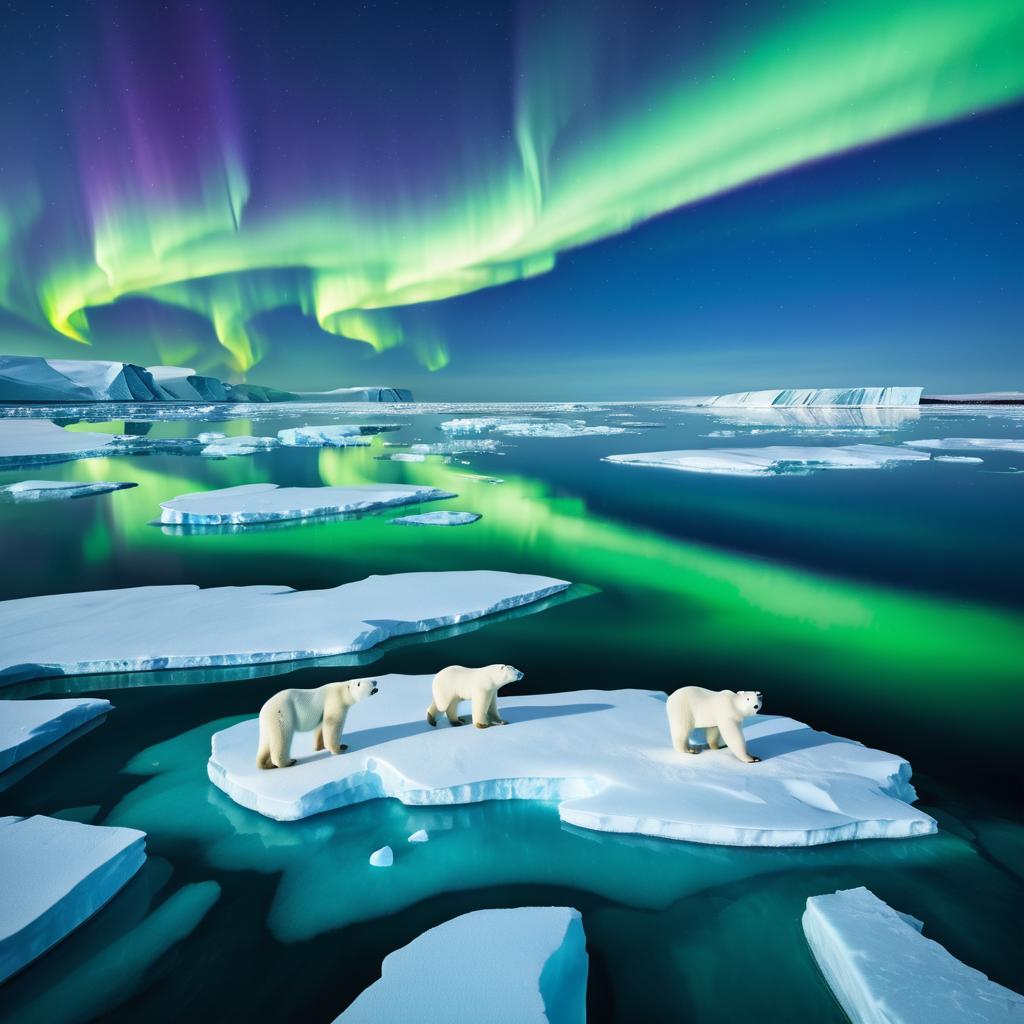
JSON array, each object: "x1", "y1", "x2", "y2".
[
  {"x1": 472, "y1": 690, "x2": 490, "y2": 729},
  {"x1": 670, "y1": 704, "x2": 696, "y2": 753},
  {"x1": 719, "y1": 720, "x2": 759, "y2": 763},
  {"x1": 323, "y1": 707, "x2": 349, "y2": 755},
  {"x1": 705, "y1": 726, "x2": 721, "y2": 750},
  {"x1": 486, "y1": 690, "x2": 507, "y2": 725},
  {"x1": 426, "y1": 701, "x2": 440, "y2": 727},
  {"x1": 313, "y1": 725, "x2": 325, "y2": 751},
  {"x1": 446, "y1": 698, "x2": 465, "y2": 726},
  {"x1": 256, "y1": 735, "x2": 273, "y2": 770},
  {"x1": 269, "y1": 721, "x2": 296, "y2": 769}
]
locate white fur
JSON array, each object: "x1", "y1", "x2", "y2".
[
  {"x1": 256, "y1": 678, "x2": 379, "y2": 769},
  {"x1": 426, "y1": 664, "x2": 523, "y2": 730},
  {"x1": 666, "y1": 686, "x2": 763, "y2": 763}
]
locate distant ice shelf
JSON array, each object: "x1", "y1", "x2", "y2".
[
  {"x1": 209, "y1": 674, "x2": 935, "y2": 846},
  {"x1": 905, "y1": 438, "x2": 1024, "y2": 454},
  {"x1": 0, "y1": 815, "x2": 146, "y2": 983},
  {"x1": 0, "y1": 479, "x2": 136, "y2": 502},
  {"x1": 603, "y1": 444, "x2": 931, "y2": 476},
  {"x1": 701, "y1": 386, "x2": 923, "y2": 408},
  {"x1": 0, "y1": 698, "x2": 111, "y2": 774},
  {"x1": 390, "y1": 511, "x2": 481, "y2": 527},
  {"x1": 159, "y1": 483, "x2": 456, "y2": 525},
  {"x1": 0, "y1": 572, "x2": 570, "y2": 685},
  {"x1": 335, "y1": 907, "x2": 587, "y2": 1024},
  {"x1": 803, "y1": 887, "x2": 1024, "y2": 1024}
]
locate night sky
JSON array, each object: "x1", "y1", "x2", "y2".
[{"x1": 1, "y1": 0, "x2": 1021, "y2": 399}]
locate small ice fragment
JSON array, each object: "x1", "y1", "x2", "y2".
[
  {"x1": 369, "y1": 846, "x2": 393, "y2": 867},
  {"x1": 407, "y1": 830, "x2": 429, "y2": 843}
]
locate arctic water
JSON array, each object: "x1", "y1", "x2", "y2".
[{"x1": 1, "y1": 401, "x2": 1022, "y2": 1023}]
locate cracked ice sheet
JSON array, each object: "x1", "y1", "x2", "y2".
[
  {"x1": 335, "y1": 908, "x2": 587, "y2": 1024},
  {"x1": 159, "y1": 483, "x2": 456, "y2": 525},
  {"x1": 0, "y1": 698, "x2": 111, "y2": 774},
  {"x1": 905, "y1": 437, "x2": 1024, "y2": 454},
  {"x1": 603, "y1": 444, "x2": 931, "y2": 476},
  {"x1": 803, "y1": 887, "x2": 1024, "y2": 1024},
  {"x1": 0, "y1": 480, "x2": 136, "y2": 501},
  {"x1": 208, "y1": 676, "x2": 935, "y2": 846},
  {"x1": 0, "y1": 572, "x2": 570, "y2": 686}
]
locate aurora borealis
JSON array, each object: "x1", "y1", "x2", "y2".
[{"x1": 1, "y1": 0, "x2": 1023, "y2": 394}]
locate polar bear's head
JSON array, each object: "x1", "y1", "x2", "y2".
[
  {"x1": 734, "y1": 691, "x2": 763, "y2": 717},
  {"x1": 347, "y1": 678, "x2": 380, "y2": 703},
  {"x1": 492, "y1": 664, "x2": 524, "y2": 687}
]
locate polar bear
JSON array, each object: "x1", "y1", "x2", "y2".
[
  {"x1": 426, "y1": 664, "x2": 523, "y2": 730},
  {"x1": 256, "y1": 677, "x2": 379, "y2": 769},
  {"x1": 666, "y1": 687, "x2": 763, "y2": 763}
]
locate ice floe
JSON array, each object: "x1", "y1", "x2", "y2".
[
  {"x1": 407, "y1": 829, "x2": 429, "y2": 843},
  {"x1": 158, "y1": 483, "x2": 455, "y2": 525},
  {"x1": 369, "y1": 846, "x2": 393, "y2": 868},
  {"x1": 496, "y1": 420, "x2": 627, "y2": 437},
  {"x1": 410, "y1": 439, "x2": 502, "y2": 454},
  {"x1": 0, "y1": 815, "x2": 147, "y2": 983},
  {"x1": 209, "y1": 676, "x2": 935, "y2": 845},
  {"x1": 277, "y1": 425, "x2": 371, "y2": 447},
  {"x1": 390, "y1": 511, "x2": 480, "y2": 527},
  {"x1": 0, "y1": 420, "x2": 116, "y2": 465},
  {"x1": 933, "y1": 455, "x2": 984, "y2": 464},
  {"x1": 0, "y1": 479, "x2": 136, "y2": 502},
  {"x1": 0, "y1": 572, "x2": 570, "y2": 685},
  {"x1": 802, "y1": 887, "x2": 1024, "y2": 1024},
  {"x1": 905, "y1": 437, "x2": 1024, "y2": 454},
  {"x1": 702, "y1": 386, "x2": 923, "y2": 408},
  {"x1": 0, "y1": 698, "x2": 110, "y2": 774},
  {"x1": 604, "y1": 444, "x2": 931, "y2": 476},
  {"x1": 200, "y1": 435, "x2": 279, "y2": 457},
  {"x1": 335, "y1": 907, "x2": 587, "y2": 1024}
]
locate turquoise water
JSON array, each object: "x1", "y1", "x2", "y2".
[{"x1": 1, "y1": 402, "x2": 1022, "y2": 1022}]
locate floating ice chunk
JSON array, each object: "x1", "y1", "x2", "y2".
[
  {"x1": 335, "y1": 907, "x2": 587, "y2": 1024},
  {"x1": 438, "y1": 417, "x2": 520, "y2": 434},
  {"x1": 0, "y1": 698, "x2": 111, "y2": 774},
  {"x1": 381, "y1": 452, "x2": 426, "y2": 462},
  {"x1": 409, "y1": 439, "x2": 502, "y2": 454},
  {"x1": 603, "y1": 444, "x2": 930, "y2": 476},
  {"x1": 277, "y1": 425, "x2": 371, "y2": 447},
  {"x1": 159, "y1": 483, "x2": 455, "y2": 525},
  {"x1": 0, "y1": 572, "x2": 570, "y2": 685},
  {"x1": 933, "y1": 455, "x2": 984, "y2": 464},
  {"x1": 0, "y1": 421, "x2": 116, "y2": 465},
  {"x1": 0, "y1": 815, "x2": 147, "y2": 983},
  {"x1": 201, "y1": 434, "x2": 279, "y2": 457},
  {"x1": 703, "y1": 386, "x2": 923, "y2": 408},
  {"x1": 369, "y1": 846, "x2": 393, "y2": 867},
  {"x1": 196, "y1": 431, "x2": 226, "y2": 443},
  {"x1": 407, "y1": 829, "x2": 429, "y2": 843},
  {"x1": 802, "y1": 887, "x2": 1024, "y2": 1024},
  {"x1": 496, "y1": 420, "x2": 627, "y2": 438},
  {"x1": 390, "y1": 511, "x2": 480, "y2": 527},
  {"x1": 209, "y1": 675, "x2": 935, "y2": 845},
  {"x1": 0, "y1": 480, "x2": 136, "y2": 502},
  {"x1": 905, "y1": 438, "x2": 1024, "y2": 454}
]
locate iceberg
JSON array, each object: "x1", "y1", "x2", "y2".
[
  {"x1": 0, "y1": 420, "x2": 116, "y2": 465},
  {"x1": 0, "y1": 815, "x2": 146, "y2": 983},
  {"x1": 146, "y1": 366, "x2": 229, "y2": 402},
  {"x1": 159, "y1": 483, "x2": 456, "y2": 525},
  {"x1": 702, "y1": 386, "x2": 923, "y2": 408},
  {"x1": 277, "y1": 425, "x2": 371, "y2": 447},
  {"x1": 0, "y1": 572, "x2": 570, "y2": 685},
  {"x1": 208, "y1": 674, "x2": 935, "y2": 845},
  {"x1": 287, "y1": 386, "x2": 413, "y2": 403},
  {"x1": 369, "y1": 846, "x2": 393, "y2": 868},
  {"x1": 335, "y1": 907, "x2": 587, "y2": 1024},
  {"x1": 0, "y1": 698, "x2": 111, "y2": 774},
  {"x1": 802, "y1": 887, "x2": 1024, "y2": 1024},
  {"x1": 407, "y1": 829, "x2": 429, "y2": 843},
  {"x1": 389, "y1": 511, "x2": 480, "y2": 527},
  {"x1": 905, "y1": 438, "x2": 1024, "y2": 454},
  {"x1": 0, "y1": 479, "x2": 136, "y2": 502},
  {"x1": 603, "y1": 444, "x2": 931, "y2": 476}
]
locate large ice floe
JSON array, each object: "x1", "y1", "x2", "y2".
[
  {"x1": 0, "y1": 479, "x2": 136, "y2": 502},
  {"x1": 390, "y1": 511, "x2": 480, "y2": 526},
  {"x1": 604, "y1": 444, "x2": 931, "y2": 477},
  {"x1": 0, "y1": 572, "x2": 569, "y2": 685},
  {"x1": 701, "y1": 386, "x2": 923, "y2": 408},
  {"x1": 802, "y1": 887, "x2": 1024, "y2": 1024},
  {"x1": 0, "y1": 698, "x2": 110, "y2": 774},
  {"x1": 905, "y1": 437, "x2": 1024, "y2": 454},
  {"x1": 0, "y1": 420, "x2": 116, "y2": 465},
  {"x1": 0, "y1": 815, "x2": 147, "y2": 983},
  {"x1": 209, "y1": 675, "x2": 935, "y2": 845},
  {"x1": 335, "y1": 907, "x2": 587, "y2": 1024},
  {"x1": 158, "y1": 483, "x2": 456, "y2": 525}
]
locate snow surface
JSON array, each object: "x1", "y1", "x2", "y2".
[
  {"x1": 369, "y1": 846, "x2": 393, "y2": 867},
  {"x1": 0, "y1": 480, "x2": 135, "y2": 502},
  {"x1": 277, "y1": 425, "x2": 371, "y2": 447},
  {"x1": 0, "y1": 698, "x2": 111, "y2": 774},
  {"x1": 604, "y1": 444, "x2": 931, "y2": 477},
  {"x1": 335, "y1": 907, "x2": 587, "y2": 1024},
  {"x1": 0, "y1": 815, "x2": 146, "y2": 983},
  {"x1": 905, "y1": 438, "x2": 1024, "y2": 454},
  {"x1": 389, "y1": 511, "x2": 480, "y2": 527},
  {"x1": 0, "y1": 421, "x2": 116, "y2": 464},
  {"x1": 803, "y1": 887, "x2": 1024, "y2": 1024},
  {"x1": 703, "y1": 387, "x2": 923, "y2": 408},
  {"x1": 0, "y1": 572, "x2": 570, "y2": 685},
  {"x1": 159, "y1": 482, "x2": 456, "y2": 525},
  {"x1": 209, "y1": 675, "x2": 935, "y2": 845}
]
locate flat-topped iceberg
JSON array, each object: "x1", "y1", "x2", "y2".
[
  {"x1": 335, "y1": 907, "x2": 587, "y2": 1024},
  {"x1": 390, "y1": 511, "x2": 480, "y2": 527},
  {"x1": 0, "y1": 815, "x2": 146, "y2": 983},
  {"x1": 604, "y1": 444, "x2": 931, "y2": 476},
  {"x1": 277, "y1": 425, "x2": 371, "y2": 447},
  {"x1": 803, "y1": 887, "x2": 1024, "y2": 1024},
  {"x1": 209, "y1": 675, "x2": 934, "y2": 845},
  {"x1": 0, "y1": 479, "x2": 136, "y2": 502},
  {"x1": 0, "y1": 572, "x2": 570, "y2": 685},
  {"x1": 0, "y1": 698, "x2": 111, "y2": 774},
  {"x1": 159, "y1": 483, "x2": 456, "y2": 525},
  {"x1": 703, "y1": 386, "x2": 923, "y2": 408},
  {"x1": 905, "y1": 437, "x2": 1024, "y2": 454}
]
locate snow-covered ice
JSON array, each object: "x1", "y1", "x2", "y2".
[
  {"x1": 604, "y1": 444, "x2": 931, "y2": 476},
  {"x1": 0, "y1": 480, "x2": 136, "y2": 502},
  {"x1": 0, "y1": 421, "x2": 116, "y2": 465},
  {"x1": 407, "y1": 829, "x2": 429, "y2": 843},
  {"x1": 390, "y1": 511, "x2": 480, "y2": 527},
  {"x1": 369, "y1": 846, "x2": 393, "y2": 867},
  {"x1": 277, "y1": 425, "x2": 371, "y2": 447},
  {"x1": 209, "y1": 675, "x2": 935, "y2": 845},
  {"x1": 905, "y1": 437, "x2": 1024, "y2": 454},
  {"x1": 335, "y1": 907, "x2": 587, "y2": 1024},
  {"x1": 802, "y1": 887, "x2": 1024, "y2": 1024},
  {"x1": 0, "y1": 698, "x2": 111, "y2": 774},
  {"x1": 0, "y1": 815, "x2": 146, "y2": 983},
  {"x1": 0, "y1": 572, "x2": 570, "y2": 685},
  {"x1": 703, "y1": 386, "x2": 923, "y2": 408},
  {"x1": 159, "y1": 482, "x2": 456, "y2": 525}
]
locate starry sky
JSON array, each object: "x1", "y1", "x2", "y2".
[{"x1": 0, "y1": 0, "x2": 1021, "y2": 399}]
